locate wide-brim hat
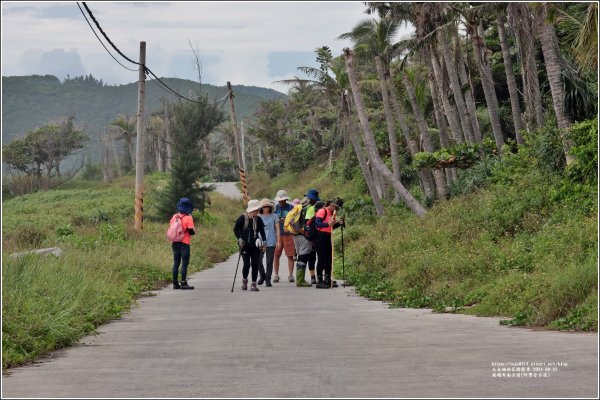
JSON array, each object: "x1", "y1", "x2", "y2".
[
  {"x1": 260, "y1": 198, "x2": 275, "y2": 210},
  {"x1": 275, "y1": 189, "x2": 290, "y2": 201},
  {"x1": 305, "y1": 189, "x2": 320, "y2": 201},
  {"x1": 177, "y1": 197, "x2": 194, "y2": 214},
  {"x1": 246, "y1": 199, "x2": 261, "y2": 213}
]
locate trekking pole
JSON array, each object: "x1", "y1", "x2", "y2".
[
  {"x1": 341, "y1": 224, "x2": 345, "y2": 288},
  {"x1": 231, "y1": 251, "x2": 243, "y2": 292},
  {"x1": 331, "y1": 209, "x2": 336, "y2": 288}
]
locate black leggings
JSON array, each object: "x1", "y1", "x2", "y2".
[
  {"x1": 315, "y1": 231, "x2": 332, "y2": 278},
  {"x1": 242, "y1": 247, "x2": 261, "y2": 282}
]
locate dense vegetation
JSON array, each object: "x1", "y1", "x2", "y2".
[
  {"x1": 2, "y1": 174, "x2": 241, "y2": 368},
  {"x1": 248, "y1": 117, "x2": 597, "y2": 331}
]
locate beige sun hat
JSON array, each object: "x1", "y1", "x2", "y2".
[
  {"x1": 275, "y1": 189, "x2": 290, "y2": 201},
  {"x1": 246, "y1": 199, "x2": 261, "y2": 213},
  {"x1": 260, "y1": 198, "x2": 275, "y2": 210}
]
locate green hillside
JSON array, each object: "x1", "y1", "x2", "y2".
[{"x1": 1, "y1": 74, "x2": 285, "y2": 161}]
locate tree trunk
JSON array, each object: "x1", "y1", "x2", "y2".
[
  {"x1": 537, "y1": 5, "x2": 574, "y2": 164},
  {"x1": 375, "y1": 56, "x2": 401, "y2": 183},
  {"x1": 430, "y1": 47, "x2": 464, "y2": 145},
  {"x1": 402, "y1": 73, "x2": 448, "y2": 200},
  {"x1": 438, "y1": 30, "x2": 475, "y2": 144},
  {"x1": 454, "y1": 36, "x2": 482, "y2": 144},
  {"x1": 497, "y1": 12, "x2": 526, "y2": 143},
  {"x1": 470, "y1": 22, "x2": 505, "y2": 152},
  {"x1": 509, "y1": 3, "x2": 544, "y2": 130},
  {"x1": 344, "y1": 48, "x2": 426, "y2": 218},
  {"x1": 345, "y1": 101, "x2": 384, "y2": 216}
]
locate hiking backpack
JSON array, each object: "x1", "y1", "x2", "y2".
[
  {"x1": 303, "y1": 202, "x2": 324, "y2": 241},
  {"x1": 166, "y1": 213, "x2": 186, "y2": 242},
  {"x1": 284, "y1": 204, "x2": 306, "y2": 235}
]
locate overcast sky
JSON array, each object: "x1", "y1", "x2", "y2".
[{"x1": 1, "y1": 1, "x2": 413, "y2": 94}]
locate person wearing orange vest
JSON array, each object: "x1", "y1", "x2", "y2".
[{"x1": 314, "y1": 198, "x2": 344, "y2": 289}]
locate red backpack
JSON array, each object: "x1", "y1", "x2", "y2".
[{"x1": 166, "y1": 213, "x2": 186, "y2": 242}]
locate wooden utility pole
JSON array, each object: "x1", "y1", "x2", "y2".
[
  {"x1": 134, "y1": 41, "x2": 146, "y2": 230},
  {"x1": 227, "y1": 81, "x2": 249, "y2": 203},
  {"x1": 241, "y1": 120, "x2": 247, "y2": 172}
]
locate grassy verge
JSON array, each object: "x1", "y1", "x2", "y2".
[
  {"x1": 2, "y1": 173, "x2": 241, "y2": 369},
  {"x1": 247, "y1": 135, "x2": 597, "y2": 332}
]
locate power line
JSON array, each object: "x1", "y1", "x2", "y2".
[
  {"x1": 76, "y1": 2, "x2": 137, "y2": 72},
  {"x1": 78, "y1": 2, "x2": 235, "y2": 107}
]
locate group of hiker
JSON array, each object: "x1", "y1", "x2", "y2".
[
  {"x1": 168, "y1": 189, "x2": 344, "y2": 292},
  {"x1": 233, "y1": 188, "x2": 344, "y2": 292}
]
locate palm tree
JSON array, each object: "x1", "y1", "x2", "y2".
[
  {"x1": 402, "y1": 69, "x2": 448, "y2": 199},
  {"x1": 508, "y1": 3, "x2": 544, "y2": 130},
  {"x1": 280, "y1": 47, "x2": 384, "y2": 215},
  {"x1": 496, "y1": 8, "x2": 526, "y2": 143},
  {"x1": 338, "y1": 16, "x2": 403, "y2": 186},
  {"x1": 536, "y1": 3, "x2": 574, "y2": 164},
  {"x1": 464, "y1": 11, "x2": 505, "y2": 152},
  {"x1": 344, "y1": 48, "x2": 426, "y2": 218}
]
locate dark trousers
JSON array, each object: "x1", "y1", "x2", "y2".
[
  {"x1": 315, "y1": 231, "x2": 332, "y2": 278},
  {"x1": 308, "y1": 248, "x2": 317, "y2": 272},
  {"x1": 259, "y1": 246, "x2": 275, "y2": 281},
  {"x1": 172, "y1": 242, "x2": 190, "y2": 283},
  {"x1": 242, "y1": 247, "x2": 261, "y2": 282}
]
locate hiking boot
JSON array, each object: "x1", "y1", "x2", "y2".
[
  {"x1": 310, "y1": 276, "x2": 317, "y2": 285},
  {"x1": 288, "y1": 275, "x2": 295, "y2": 283},
  {"x1": 326, "y1": 275, "x2": 338, "y2": 288},
  {"x1": 250, "y1": 282, "x2": 259, "y2": 292},
  {"x1": 316, "y1": 280, "x2": 330, "y2": 289},
  {"x1": 173, "y1": 282, "x2": 181, "y2": 289},
  {"x1": 242, "y1": 279, "x2": 248, "y2": 291},
  {"x1": 257, "y1": 276, "x2": 265, "y2": 286},
  {"x1": 180, "y1": 281, "x2": 194, "y2": 290},
  {"x1": 273, "y1": 275, "x2": 280, "y2": 283},
  {"x1": 265, "y1": 280, "x2": 272, "y2": 287}
]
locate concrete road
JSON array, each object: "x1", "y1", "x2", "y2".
[
  {"x1": 206, "y1": 182, "x2": 243, "y2": 201},
  {"x1": 2, "y1": 251, "x2": 598, "y2": 398}
]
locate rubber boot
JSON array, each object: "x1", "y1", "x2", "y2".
[{"x1": 295, "y1": 265, "x2": 311, "y2": 287}]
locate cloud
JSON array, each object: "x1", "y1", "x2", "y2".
[{"x1": 37, "y1": 49, "x2": 87, "y2": 80}]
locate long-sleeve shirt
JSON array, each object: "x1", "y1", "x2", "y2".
[{"x1": 233, "y1": 213, "x2": 266, "y2": 248}]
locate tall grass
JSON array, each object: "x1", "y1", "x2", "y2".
[{"x1": 2, "y1": 174, "x2": 240, "y2": 369}]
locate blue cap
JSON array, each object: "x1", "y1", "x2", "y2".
[
  {"x1": 305, "y1": 189, "x2": 320, "y2": 201},
  {"x1": 176, "y1": 197, "x2": 194, "y2": 214}
]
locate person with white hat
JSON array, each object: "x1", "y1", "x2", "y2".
[
  {"x1": 233, "y1": 199, "x2": 267, "y2": 291},
  {"x1": 273, "y1": 189, "x2": 296, "y2": 283},
  {"x1": 257, "y1": 198, "x2": 280, "y2": 287}
]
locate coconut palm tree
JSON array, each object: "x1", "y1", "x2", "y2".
[
  {"x1": 536, "y1": 3, "x2": 574, "y2": 164},
  {"x1": 496, "y1": 8, "x2": 526, "y2": 143},
  {"x1": 279, "y1": 47, "x2": 384, "y2": 215},
  {"x1": 508, "y1": 3, "x2": 544, "y2": 130},
  {"x1": 344, "y1": 48, "x2": 426, "y2": 218},
  {"x1": 338, "y1": 16, "x2": 403, "y2": 186}
]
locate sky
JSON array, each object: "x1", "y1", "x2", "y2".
[{"x1": 1, "y1": 1, "x2": 413, "y2": 94}]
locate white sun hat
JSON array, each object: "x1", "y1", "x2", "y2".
[
  {"x1": 275, "y1": 190, "x2": 290, "y2": 201},
  {"x1": 246, "y1": 199, "x2": 261, "y2": 213}
]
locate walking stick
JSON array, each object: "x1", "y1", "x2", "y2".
[
  {"x1": 231, "y1": 251, "x2": 243, "y2": 292},
  {"x1": 341, "y1": 224, "x2": 345, "y2": 288},
  {"x1": 331, "y1": 209, "x2": 336, "y2": 288}
]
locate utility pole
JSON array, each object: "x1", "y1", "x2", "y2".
[
  {"x1": 227, "y1": 81, "x2": 249, "y2": 203},
  {"x1": 241, "y1": 120, "x2": 247, "y2": 172},
  {"x1": 134, "y1": 41, "x2": 146, "y2": 230}
]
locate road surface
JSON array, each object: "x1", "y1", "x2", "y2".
[{"x1": 2, "y1": 183, "x2": 597, "y2": 398}]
